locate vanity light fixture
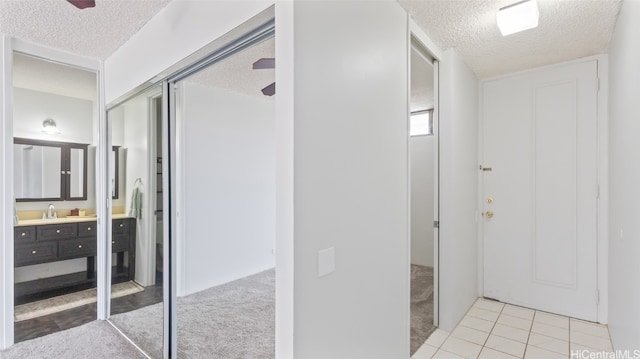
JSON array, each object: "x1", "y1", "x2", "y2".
[
  {"x1": 42, "y1": 118, "x2": 61, "y2": 135},
  {"x1": 497, "y1": 0, "x2": 539, "y2": 36}
]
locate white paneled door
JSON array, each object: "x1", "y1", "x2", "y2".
[{"x1": 482, "y1": 60, "x2": 599, "y2": 321}]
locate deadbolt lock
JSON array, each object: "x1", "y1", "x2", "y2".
[
  {"x1": 486, "y1": 211, "x2": 494, "y2": 219},
  {"x1": 486, "y1": 197, "x2": 493, "y2": 204}
]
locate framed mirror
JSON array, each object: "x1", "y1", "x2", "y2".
[
  {"x1": 14, "y1": 137, "x2": 88, "y2": 201},
  {"x1": 67, "y1": 144, "x2": 88, "y2": 200}
]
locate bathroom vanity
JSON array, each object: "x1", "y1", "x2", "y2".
[{"x1": 14, "y1": 216, "x2": 136, "y2": 303}]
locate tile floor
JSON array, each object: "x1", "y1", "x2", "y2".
[{"x1": 412, "y1": 298, "x2": 614, "y2": 359}]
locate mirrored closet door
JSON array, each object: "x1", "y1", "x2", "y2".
[
  {"x1": 168, "y1": 34, "x2": 276, "y2": 358},
  {"x1": 103, "y1": 7, "x2": 275, "y2": 358},
  {"x1": 106, "y1": 85, "x2": 165, "y2": 359}
]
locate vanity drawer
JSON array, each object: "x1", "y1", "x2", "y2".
[
  {"x1": 59, "y1": 238, "x2": 96, "y2": 259},
  {"x1": 78, "y1": 221, "x2": 97, "y2": 237},
  {"x1": 37, "y1": 223, "x2": 77, "y2": 240},
  {"x1": 15, "y1": 242, "x2": 58, "y2": 267},
  {"x1": 111, "y1": 235, "x2": 130, "y2": 253},
  {"x1": 112, "y1": 219, "x2": 130, "y2": 235},
  {"x1": 14, "y1": 227, "x2": 36, "y2": 242}
]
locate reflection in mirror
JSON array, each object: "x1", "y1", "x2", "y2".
[
  {"x1": 111, "y1": 146, "x2": 120, "y2": 199},
  {"x1": 68, "y1": 145, "x2": 87, "y2": 199},
  {"x1": 12, "y1": 52, "x2": 99, "y2": 343},
  {"x1": 409, "y1": 42, "x2": 437, "y2": 355},
  {"x1": 69, "y1": 148, "x2": 83, "y2": 197},
  {"x1": 14, "y1": 143, "x2": 62, "y2": 199},
  {"x1": 13, "y1": 138, "x2": 88, "y2": 201},
  {"x1": 173, "y1": 34, "x2": 276, "y2": 357},
  {"x1": 107, "y1": 86, "x2": 164, "y2": 359}
]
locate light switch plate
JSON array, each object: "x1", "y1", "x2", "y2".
[{"x1": 318, "y1": 247, "x2": 335, "y2": 278}]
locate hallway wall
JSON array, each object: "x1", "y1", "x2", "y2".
[
  {"x1": 438, "y1": 48, "x2": 479, "y2": 332},
  {"x1": 292, "y1": 1, "x2": 410, "y2": 357},
  {"x1": 607, "y1": 0, "x2": 640, "y2": 350}
]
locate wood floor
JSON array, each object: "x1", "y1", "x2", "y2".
[{"x1": 15, "y1": 278, "x2": 163, "y2": 343}]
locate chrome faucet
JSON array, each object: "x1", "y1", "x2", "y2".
[{"x1": 47, "y1": 203, "x2": 56, "y2": 219}]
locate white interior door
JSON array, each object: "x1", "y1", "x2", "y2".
[{"x1": 482, "y1": 60, "x2": 599, "y2": 321}]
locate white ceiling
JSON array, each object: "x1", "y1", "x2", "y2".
[
  {"x1": 0, "y1": 0, "x2": 171, "y2": 60},
  {"x1": 399, "y1": 0, "x2": 622, "y2": 79}
]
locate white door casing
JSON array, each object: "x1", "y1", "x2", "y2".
[{"x1": 482, "y1": 60, "x2": 598, "y2": 321}]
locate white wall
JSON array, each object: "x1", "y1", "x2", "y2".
[
  {"x1": 177, "y1": 83, "x2": 275, "y2": 296},
  {"x1": 607, "y1": 0, "x2": 640, "y2": 350},
  {"x1": 121, "y1": 95, "x2": 153, "y2": 286},
  {"x1": 104, "y1": 0, "x2": 272, "y2": 103},
  {"x1": 411, "y1": 135, "x2": 434, "y2": 267},
  {"x1": 13, "y1": 87, "x2": 93, "y2": 144},
  {"x1": 438, "y1": 49, "x2": 479, "y2": 332},
  {"x1": 292, "y1": 2, "x2": 409, "y2": 357}
]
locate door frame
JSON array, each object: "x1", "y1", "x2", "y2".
[
  {"x1": 477, "y1": 54, "x2": 609, "y2": 323},
  {"x1": 146, "y1": 93, "x2": 163, "y2": 287},
  {"x1": 0, "y1": 37, "x2": 104, "y2": 349},
  {"x1": 409, "y1": 20, "x2": 442, "y2": 329}
]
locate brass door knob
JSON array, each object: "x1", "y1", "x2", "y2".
[{"x1": 486, "y1": 211, "x2": 494, "y2": 219}]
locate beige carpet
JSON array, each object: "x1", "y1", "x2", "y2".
[
  {"x1": 411, "y1": 264, "x2": 435, "y2": 356},
  {"x1": 0, "y1": 321, "x2": 146, "y2": 359},
  {"x1": 110, "y1": 269, "x2": 275, "y2": 359},
  {"x1": 15, "y1": 281, "x2": 144, "y2": 322}
]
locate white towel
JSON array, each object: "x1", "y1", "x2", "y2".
[{"x1": 129, "y1": 180, "x2": 143, "y2": 219}]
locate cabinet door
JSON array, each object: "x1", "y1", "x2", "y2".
[
  {"x1": 37, "y1": 223, "x2": 77, "y2": 240},
  {"x1": 59, "y1": 237, "x2": 96, "y2": 259},
  {"x1": 77, "y1": 221, "x2": 97, "y2": 237},
  {"x1": 14, "y1": 226, "x2": 36, "y2": 243},
  {"x1": 112, "y1": 219, "x2": 130, "y2": 235},
  {"x1": 15, "y1": 242, "x2": 58, "y2": 267}
]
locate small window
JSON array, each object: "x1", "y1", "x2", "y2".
[{"x1": 410, "y1": 109, "x2": 433, "y2": 136}]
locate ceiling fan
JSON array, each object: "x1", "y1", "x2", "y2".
[
  {"x1": 252, "y1": 58, "x2": 275, "y2": 96},
  {"x1": 67, "y1": 0, "x2": 95, "y2": 9}
]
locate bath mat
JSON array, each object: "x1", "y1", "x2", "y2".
[{"x1": 15, "y1": 281, "x2": 144, "y2": 322}]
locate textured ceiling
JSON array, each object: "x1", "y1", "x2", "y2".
[
  {"x1": 0, "y1": 0, "x2": 171, "y2": 60},
  {"x1": 13, "y1": 53, "x2": 97, "y2": 101},
  {"x1": 1, "y1": 0, "x2": 622, "y2": 93},
  {"x1": 186, "y1": 37, "x2": 275, "y2": 99},
  {"x1": 399, "y1": 0, "x2": 622, "y2": 79}
]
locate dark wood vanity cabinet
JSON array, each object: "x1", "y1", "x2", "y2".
[
  {"x1": 112, "y1": 218, "x2": 136, "y2": 281},
  {"x1": 14, "y1": 218, "x2": 136, "y2": 302}
]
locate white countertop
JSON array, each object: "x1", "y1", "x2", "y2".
[{"x1": 15, "y1": 213, "x2": 132, "y2": 227}]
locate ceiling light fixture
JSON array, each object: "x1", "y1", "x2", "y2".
[
  {"x1": 497, "y1": 0, "x2": 539, "y2": 36},
  {"x1": 42, "y1": 118, "x2": 61, "y2": 135}
]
